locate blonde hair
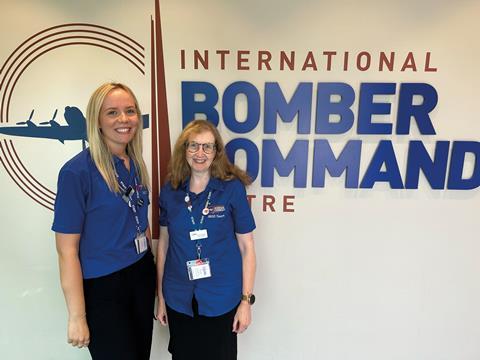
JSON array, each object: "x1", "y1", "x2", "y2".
[
  {"x1": 86, "y1": 82, "x2": 150, "y2": 192},
  {"x1": 168, "y1": 119, "x2": 251, "y2": 189}
]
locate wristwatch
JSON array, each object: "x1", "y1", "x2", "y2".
[{"x1": 241, "y1": 293, "x2": 256, "y2": 305}]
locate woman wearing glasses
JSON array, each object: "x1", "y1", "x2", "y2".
[{"x1": 156, "y1": 120, "x2": 257, "y2": 360}]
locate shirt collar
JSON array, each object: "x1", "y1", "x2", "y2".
[
  {"x1": 113, "y1": 156, "x2": 123, "y2": 165},
  {"x1": 113, "y1": 155, "x2": 136, "y2": 178},
  {"x1": 180, "y1": 176, "x2": 225, "y2": 192},
  {"x1": 207, "y1": 177, "x2": 224, "y2": 191}
]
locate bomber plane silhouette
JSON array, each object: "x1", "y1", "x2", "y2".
[{"x1": 0, "y1": 107, "x2": 150, "y2": 150}]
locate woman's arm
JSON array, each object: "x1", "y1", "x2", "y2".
[
  {"x1": 55, "y1": 232, "x2": 90, "y2": 348},
  {"x1": 155, "y1": 225, "x2": 169, "y2": 325},
  {"x1": 233, "y1": 231, "x2": 256, "y2": 334}
]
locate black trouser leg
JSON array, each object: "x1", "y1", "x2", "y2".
[
  {"x1": 84, "y1": 253, "x2": 156, "y2": 360},
  {"x1": 166, "y1": 297, "x2": 238, "y2": 360}
]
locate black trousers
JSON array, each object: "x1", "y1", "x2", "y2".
[
  {"x1": 83, "y1": 251, "x2": 156, "y2": 360},
  {"x1": 166, "y1": 298, "x2": 238, "y2": 360}
]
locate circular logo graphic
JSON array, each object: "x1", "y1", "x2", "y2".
[{"x1": 0, "y1": 23, "x2": 145, "y2": 210}]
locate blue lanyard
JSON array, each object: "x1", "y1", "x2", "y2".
[
  {"x1": 184, "y1": 190, "x2": 212, "y2": 230},
  {"x1": 116, "y1": 171, "x2": 143, "y2": 235},
  {"x1": 185, "y1": 190, "x2": 212, "y2": 259}
]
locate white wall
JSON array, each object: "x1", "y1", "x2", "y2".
[{"x1": 1, "y1": 1, "x2": 479, "y2": 359}]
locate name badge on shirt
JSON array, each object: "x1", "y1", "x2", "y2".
[
  {"x1": 189, "y1": 229, "x2": 208, "y2": 241},
  {"x1": 186, "y1": 258, "x2": 211, "y2": 280},
  {"x1": 134, "y1": 232, "x2": 148, "y2": 254}
]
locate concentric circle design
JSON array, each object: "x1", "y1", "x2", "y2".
[{"x1": 0, "y1": 23, "x2": 145, "y2": 210}]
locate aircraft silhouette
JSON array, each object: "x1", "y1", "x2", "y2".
[{"x1": 0, "y1": 107, "x2": 150, "y2": 150}]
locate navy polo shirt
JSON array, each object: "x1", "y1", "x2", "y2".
[
  {"x1": 52, "y1": 149, "x2": 150, "y2": 279},
  {"x1": 159, "y1": 177, "x2": 255, "y2": 317}
]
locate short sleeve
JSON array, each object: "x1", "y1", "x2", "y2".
[
  {"x1": 231, "y1": 180, "x2": 256, "y2": 234},
  {"x1": 51, "y1": 168, "x2": 87, "y2": 234},
  {"x1": 159, "y1": 186, "x2": 168, "y2": 227}
]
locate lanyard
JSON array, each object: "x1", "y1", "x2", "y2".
[
  {"x1": 116, "y1": 171, "x2": 143, "y2": 235},
  {"x1": 185, "y1": 190, "x2": 212, "y2": 259},
  {"x1": 184, "y1": 190, "x2": 212, "y2": 230}
]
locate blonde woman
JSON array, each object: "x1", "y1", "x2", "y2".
[{"x1": 52, "y1": 83, "x2": 155, "y2": 359}]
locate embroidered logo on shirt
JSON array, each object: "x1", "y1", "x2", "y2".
[{"x1": 207, "y1": 204, "x2": 225, "y2": 218}]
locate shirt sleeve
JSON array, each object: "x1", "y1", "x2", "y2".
[
  {"x1": 159, "y1": 186, "x2": 168, "y2": 227},
  {"x1": 51, "y1": 168, "x2": 87, "y2": 234},
  {"x1": 231, "y1": 180, "x2": 256, "y2": 234}
]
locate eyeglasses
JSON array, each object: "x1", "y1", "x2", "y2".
[{"x1": 186, "y1": 141, "x2": 217, "y2": 154}]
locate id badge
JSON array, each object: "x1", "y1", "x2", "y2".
[
  {"x1": 186, "y1": 258, "x2": 211, "y2": 280},
  {"x1": 189, "y1": 229, "x2": 208, "y2": 241},
  {"x1": 134, "y1": 232, "x2": 148, "y2": 254}
]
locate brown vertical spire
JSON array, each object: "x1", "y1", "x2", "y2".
[
  {"x1": 150, "y1": 16, "x2": 160, "y2": 239},
  {"x1": 150, "y1": 0, "x2": 171, "y2": 239}
]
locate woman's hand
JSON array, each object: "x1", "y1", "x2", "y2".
[
  {"x1": 67, "y1": 315, "x2": 90, "y2": 348},
  {"x1": 232, "y1": 301, "x2": 251, "y2": 334},
  {"x1": 156, "y1": 297, "x2": 168, "y2": 326},
  {"x1": 156, "y1": 226, "x2": 169, "y2": 326},
  {"x1": 234, "y1": 231, "x2": 256, "y2": 334},
  {"x1": 56, "y1": 232, "x2": 89, "y2": 348}
]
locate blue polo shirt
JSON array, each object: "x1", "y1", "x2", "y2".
[
  {"x1": 159, "y1": 177, "x2": 255, "y2": 317},
  {"x1": 52, "y1": 148, "x2": 150, "y2": 279}
]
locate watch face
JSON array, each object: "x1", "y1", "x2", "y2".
[{"x1": 249, "y1": 294, "x2": 256, "y2": 305}]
